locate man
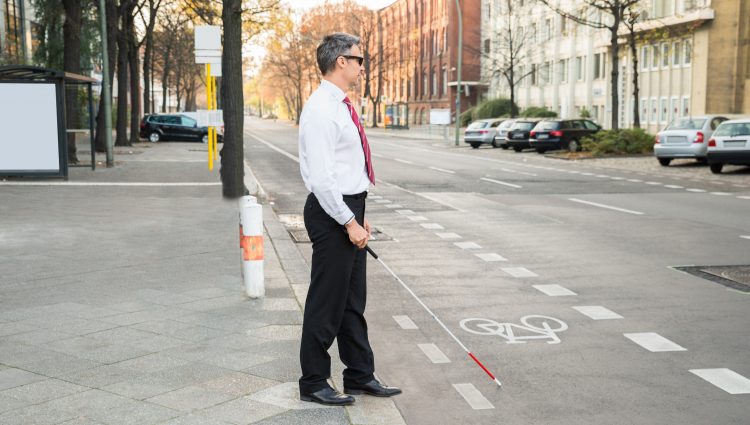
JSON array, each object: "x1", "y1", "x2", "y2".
[{"x1": 297, "y1": 33, "x2": 401, "y2": 406}]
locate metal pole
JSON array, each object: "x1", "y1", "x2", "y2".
[
  {"x1": 98, "y1": 0, "x2": 113, "y2": 167},
  {"x1": 454, "y1": 0, "x2": 462, "y2": 147},
  {"x1": 87, "y1": 83, "x2": 95, "y2": 170}
]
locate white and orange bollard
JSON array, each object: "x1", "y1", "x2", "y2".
[{"x1": 239, "y1": 196, "x2": 264, "y2": 298}]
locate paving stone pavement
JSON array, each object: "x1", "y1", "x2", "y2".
[{"x1": 0, "y1": 141, "x2": 406, "y2": 424}]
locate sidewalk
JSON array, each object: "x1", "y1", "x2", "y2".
[{"x1": 0, "y1": 141, "x2": 404, "y2": 424}]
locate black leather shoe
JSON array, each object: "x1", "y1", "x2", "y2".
[
  {"x1": 344, "y1": 379, "x2": 402, "y2": 397},
  {"x1": 300, "y1": 387, "x2": 355, "y2": 406}
]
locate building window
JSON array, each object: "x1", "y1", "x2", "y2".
[
  {"x1": 670, "y1": 97, "x2": 679, "y2": 122},
  {"x1": 530, "y1": 23, "x2": 537, "y2": 43},
  {"x1": 531, "y1": 64, "x2": 538, "y2": 86},
  {"x1": 442, "y1": 66, "x2": 447, "y2": 95},
  {"x1": 484, "y1": 38, "x2": 490, "y2": 54},
  {"x1": 544, "y1": 18, "x2": 552, "y2": 41},
  {"x1": 641, "y1": 46, "x2": 650, "y2": 71},
  {"x1": 651, "y1": 44, "x2": 660, "y2": 70},
  {"x1": 650, "y1": 98, "x2": 657, "y2": 123},
  {"x1": 661, "y1": 43, "x2": 669, "y2": 67},
  {"x1": 559, "y1": 59, "x2": 568, "y2": 83},
  {"x1": 681, "y1": 96, "x2": 690, "y2": 115},
  {"x1": 684, "y1": 39, "x2": 692, "y2": 65},
  {"x1": 672, "y1": 40, "x2": 681, "y2": 65},
  {"x1": 575, "y1": 56, "x2": 585, "y2": 81},
  {"x1": 641, "y1": 98, "x2": 648, "y2": 123},
  {"x1": 423, "y1": 71, "x2": 428, "y2": 98},
  {"x1": 432, "y1": 68, "x2": 437, "y2": 96},
  {"x1": 560, "y1": 16, "x2": 567, "y2": 34},
  {"x1": 593, "y1": 53, "x2": 606, "y2": 79},
  {"x1": 660, "y1": 97, "x2": 668, "y2": 123},
  {"x1": 409, "y1": 78, "x2": 413, "y2": 98}
]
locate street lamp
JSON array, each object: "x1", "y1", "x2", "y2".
[{"x1": 454, "y1": 0, "x2": 462, "y2": 147}]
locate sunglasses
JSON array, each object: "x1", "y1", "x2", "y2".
[{"x1": 341, "y1": 55, "x2": 364, "y2": 66}]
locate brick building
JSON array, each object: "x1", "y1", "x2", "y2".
[{"x1": 363, "y1": 0, "x2": 483, "y2": 126}]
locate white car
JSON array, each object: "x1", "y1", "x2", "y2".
[
  {"x1": 706, "y1": 118, "x2": 750, "y2": 174},
  {"x1": 654, "y1": 115, "x2": 730, "y2": 166}
]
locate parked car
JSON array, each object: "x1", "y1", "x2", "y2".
[
  {"x1": 529, "y1": 119, "x2": 601, "y2": 153},
  {"x1": 654, "y1": 115, "x2": 729, "y2": 166},
  {"x1": 464, "y1": 118, "x2": 505, "y2": 149},
  {"x1": 139, "y1": 114, "x2": 222, "y2": 143},
  {"x1": 493, "y1": 119, "x2": 517, "y2": 149},
  {"x1": 505, "y1": 119, "x2": 541, "y2": 152},
  {"x1": 706, "y1": 118, "x2": 750, "y2": 174}
]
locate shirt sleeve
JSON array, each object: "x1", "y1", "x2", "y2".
[{"x1": 300, "y1": 112, "x2": 356, "y2": 226}]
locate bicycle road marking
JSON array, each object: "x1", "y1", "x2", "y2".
[{"x1": 460, "y1": 315, "x2": 569, "y2": 344}]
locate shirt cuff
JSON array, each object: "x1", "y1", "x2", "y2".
[{"x1": 344, "y1": 215, "x2": 356, "y2": 226}]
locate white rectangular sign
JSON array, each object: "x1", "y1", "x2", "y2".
[
  {"x1": 0, "y1": 83, "x2": 60, "y2": 172},
  {"x1": 430, "y1": 108, "x2": 451, "y2": 125},
  {"x1": 195, "y1": 55, "x2": 221, "y2": 64},
  {"x1": 195, "y1": 26, "x2": 221, "y2": 51},
  {"x1": 209, "y1": 63, "x2": 222, "y2": 77},
  {"x1": 196, "y1": 109, "x2": 224, "y2": 127}
]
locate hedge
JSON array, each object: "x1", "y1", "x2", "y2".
[{"x1": 581, "y1": 128, "x2": 655, "y2": 156}]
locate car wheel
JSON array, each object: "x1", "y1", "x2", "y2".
[
  {"x1": 149, "y1": 132, "x2": 160, "y2": 143},
  {"x1": 709, "y1": 163, "x2": 723, "y2": 174},
  {"x1": 491, "y1": 140, "x2": 499, "y2": 148},
  {"x1": 513, "y1": 146, "x2": 523, "y2": 152},
  {"x1": 470, "y1": 143, "x2": 480, "y2": 149},
  {"x1": 567, "y1": 139, "x2": 580, "y2": 152},
  {"x1": 202, "y1": 134, "x2": 209, "y2": 144},
  {"x1": 501, "y1": 145, "x2": 509, "y2": 150},
  {"x1": 696, "y1": 157, "x2": 708, "y2": 165},
  {"x1": 658, "y1": 158, "x2": 672, "y2": 166},
  {"x1": 536, "y1": 148, "x2": 546, "y2": 154}
]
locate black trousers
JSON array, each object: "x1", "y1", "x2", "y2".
[{"x1": 299, "y1": 193, "x2": 375, "y2": 393}]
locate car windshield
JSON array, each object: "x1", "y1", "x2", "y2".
[
  {"x1": 510, "y1": 122, "x2": 535, "y2": 131},
  {"x1": 666, "y1": 117, "x2": 707, "y2": 130},
  {"x1": 713, "y1": 123, "x2": 750, "y2": 137},
  {"x1": 467, "y1": 121, "x2": 489, "y2": 129},
  {"x1": 534, "y1": 121, "x2": 560, "y2": 131},
  {"x1": 499, "y1": 121, "x2": 515, "y2": 129}
]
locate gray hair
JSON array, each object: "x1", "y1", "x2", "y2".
[{"x1": 316, "y1": 33, "x2": 360, "y2": 75}]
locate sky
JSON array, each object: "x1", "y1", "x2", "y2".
[{"x1": 287, "y1": 0, "x2": 398, "y2": 10}]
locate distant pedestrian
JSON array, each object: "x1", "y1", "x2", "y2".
[{"x1": 297, "y1": 33, "x2": 401, "y2": 406}]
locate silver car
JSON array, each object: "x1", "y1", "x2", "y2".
[
  {"x1": 464, "y1": 118, "x2": 504, "y2": 149},
  {"x1": 706, "y1": 118, "x2": 750, "y2": 174},
  {"x1": 654, "y1": 115, "x2": 730, "y2": 166},
  {"x1": 493, "y1": 119, "x2": 517, "y2": 149}
]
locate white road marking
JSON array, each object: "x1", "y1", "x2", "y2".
[
  {"x1": 740, "y1": 236, "x2": 750, "y2": 240},
  {"x1": 710, "y1": 192, "x2": 732, "y2": 196},
  {"x1": 610, "y1": 177, "x2": 625, "y2": 180},
  {"x1": 393, "y1": 315, "x2": 418, "y2": 330},
  {"x1": 645, "y1": 181, "x2": 662, "y2": 185},
  {"x1": 412, "y1": 192, "x2": 469, "y2": 213},
  {"x1": 664, "y1": 185, "x2": 684, "y2": 189},
  {"x1": 475, "y1": 253, "x2": 507, "y2": 262},
  {"x1": 0, "y1": 182, "x2": 222, "y2": 187},
  {"x1": 395, "y1": 209, "x2": 415, "y2": 215},
  {"x1": 251, "y1": 134, "x2": 300, "y2": 163},
  {"x1": 417, "y1": 343, "x2": 451, "y2": 364},
  {"x1": 738, "y1": 196, "x2": 750, "y2": 200},
  {"x1": 686, "y1": 188, "x2": 707, "y2": 193},
  {"x1": 385, "y1": 204, "x2": 403, "y2": 208},
  {"x1": 627, "y1": 179, "x2": 643, "y2": 182},
  {"x1": 371, "y1": 153, "x2": 385, "y2": 158},
  {"x1": 572, "y1": 306, "x2": 623, "y2": 320},
  {"x1": 454, "y1": 242, "x2": 482, "y2": 249},
  {"x1": 520, "y1": 171, "x2": 538, "y2": 176},
  {"x1": 407, "y1": 215, "x2": 429, "y2": 221},
  {"x1": 502, "y1": 267, "x2": 538, "y2": 278},
  {"x1": 429, "y1": 166, "x2": 456, "y2": 174},
  {"x1": 581, "y1": 172, "x2": 594, "y2": 176},
  {"x1": 533, "y1": 284, "x2": 577, "y2": 296},
  {"x1": 596, "y1": 175, "x2": 610, "y2": 178},
  {"x1": 569, "y1": 198, "x2": 645, "y2": 215},
  {"x1": 689, "y1": 369, "x2": 750, "y2": 395},
  {"x1": 421, "y1": 223, "x2": 444, "y2": 230},
  {"x1": 436, "y1": 232, "x2": 462, "y2": 239},
  {"x1": 480, "y1": 177, "x2": 522, "y2": 189},
  {"x1": 368, "y1": 195, "x2": 382, "y2": 199},
  {"x1": 624, "y1": 332, "x2": 687, "y2": 352},
  {"x1": 375, "y1": 199, "x2": 391, "y2": 204},
  {"x1": 452, "y1": 383, "x2": 495, "y2": 410},
  {"x1": 394, "y1": 158, "x2": 414, "y2": 164}
]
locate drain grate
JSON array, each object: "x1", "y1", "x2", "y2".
[{"x1": 674, "y1": 265, "x2": 750, "y2": 293}]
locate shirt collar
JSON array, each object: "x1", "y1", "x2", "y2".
[{"x1": 320, "y1": 79, "x2": 346, "y2": 103}]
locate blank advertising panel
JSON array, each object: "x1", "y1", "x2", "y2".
[{"x1": 0, "y1": 83, "x2": 61, "y2": 173}]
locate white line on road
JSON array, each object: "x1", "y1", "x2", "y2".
[
  {"x1": 738, "y1": 196, "x2": 750, "y2": 200},
  {"x1": 368, "y1": 195, "x2": 382, "y2": 199},
  {"x1": 710, "y1": 192, "x2": 732, "y2": 196},
  {"x1": 596, "y1": 175, "x2": 611, "y2": 178},
  {"x1": 581, "y1": 172, "x2": 594, "y2": 176},
  {"x1": 413, "y1": 192, "x2": 469, "y2": 213},
  {"x1": 418, "y1": 343, "x2": 451, "y2": 364},
  {"x1": 385, "y1": 204, "x2": 403, "y2": 209},
  {"x1": 686, "y1": 188, "x2": 707, "y2": 193},
  {"x1": 664, "y1": 185, "x2": 684, "y2": 189},
  {"x1": 624, "y1": 332, "x2": 687, "y2": 352},
  {"x1": 393, "y1": 315, "x2": 419, "y2": 330},
  {"x1": 533, "y1": 284, "x2": 577, "y2": 296},
  {"x1": 568, "y1": 198, "x2": 645, "y2": 215},
  {"x1": 372, "y1": 153, "x2": 385, "y2": 158},
  {"x1": 627, "y1": 179, "x2": 643, "y2": 183},
  {"x1": 0, "y1": 182, "x2": 222, "y2": 187},
  {"x1": 690, "y1": 369, "x2": 750, "y2": 394},
  {"x1": 475, "y1": 253, "x2": 507, "y2": 262},
  {"x1": 394, "y1": 158, "x2": 414, "y2": 164},
  {"x1": 454, "y1": 242, "x2": 482, "y2": 249},
  {"x1": 501, "y1": 267, "x2": 538, "y2": 278},
  {"x1": 395, "y1": 209, "x2": 415, "y2": 215},
  {"x1": 452, "y1": 383, "x2": 495, "y2": 410},
  {"x1": 436, "y1": 232, "x2": 462, "y2": 240},
  {"x1": 572, "y1": 306, "x2": 623, "y2": 320},
  {"x1": 375, "y1": 199, "x2": 392, "y2": 204},
  {"x1": 740, "y1": 236, "x2": 750, "y2": 240},
  {"x1": 610, "y1": 177, "x2": 625, "y2": 181},
  {"x1": 420, "y1": 223, "x2": 444, "y2": 230},
  {"x1": 480, "y1": 177, "x2": 522, "y2": 189},
  {"x1": 645, "y1": 181, "x2": 663, "y2": 185},
  {"x1": 407, "y1": 215, "x2": 429, "y2": 221},
  {"x1": 250, "y1": 133, "x2": 300, "y2": 163},
  {"x1": 429, "y1": 166, "x2": 456, "y2": 174}
]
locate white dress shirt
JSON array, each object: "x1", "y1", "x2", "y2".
[{"x1": 299, "y1": 80, "x2": 371, "y2": 225}]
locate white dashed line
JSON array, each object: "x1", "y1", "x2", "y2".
[
  {"x1": 475, "y1": 253, "x2": 508, "y2": 262},
  {"x1": 371, "y1": 153, "x2": 385, "y2": 158},
  {"x1": 385, "y1": 204, "x2": 403, "y2": 208},
  {"x1": 501, "y1": 267, "x2": 538, "y2": 278},
  {"x1": 686, "y1": 188, "x2": 707, "y2": 193},
  {"x1": 480, "y1": 177, "x2": 522, "y2": 189},
  {"x1": 429, "y1": 166, "x2": 456, "y2": 174},
  {"x1": 664, "y1": 185, "x2": 684, "y2": 189},
  {"x1": 569, "y1": 198, "x2": 644, "y2": 215},
  {"x1": 624, "y1": 332, "x2": 687, "y2": 352},
  {"x1": 454, "y1": 242, "x2": 482, "y2": 249},
  {"x1": 610, "y1": 177, "x2": 625, "y2": 180},
  {"x1": 645, "y1": 181, "x2": 662, "y2": 185},
  {"x1": 740, "y1": 236, "x2": 750, "y2": 240},
  {"x1": 421, "y1": 223, "x2": 444, "y2": 230},
  {"x1": 394, "y1": 158, "x2": 414, "y2": 164},
  {"x1": 452, "y1": 383, "x2": 495, "y2": 410},
  {"x1": 690, "y1": 369, "x2": 750, "y2": 394},
  {"x1": 627, "y1": 179, "x2": 643, "y2": 183},
  {"x1": 375, "y1": 199, "x2": 391, "y2": 203},
  {"x1": 710, "y1": 192, "x2": 732, "y2": 196},
  {"x1": 418, "y1": 343, "x2": 451, "y2": 364},
  {"x1": 533, "y1": 284, "x2": 577, "y2": 296},
  {"x1": 581, "y1": 172, "x2": 594, "y2": 176},
  {"x1": 436, "y1": 232, "x2": 462, "y2": 239},
  {"x1": 395, "y1": 209, "x2": 415, "y2": 215},
  {"x1": 572, "y1": 306, "x2": 623, "y2": 320},
  {"x1": 407, "y1": 215, "x2": 429, "y2": 221},
  {"x1": 737, "y1": 196, "x2": 750, "y2": 200},
  {"x1": 368, "y1": 195, "x2": 382, "y2": 200},
  {"x1": 596, "y1": 175, "x2": 610, "y2": 178},
  {"x1": 393, "y1": 315, "x2": 419, "y2": 330}
]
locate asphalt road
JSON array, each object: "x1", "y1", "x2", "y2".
[{"x1": 244, "y1": 116, "x2": 750, "y2": 425}]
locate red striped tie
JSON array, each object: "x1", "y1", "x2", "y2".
[{"x1": 343, "y1": 97, "x2": 375, "y2": 184}]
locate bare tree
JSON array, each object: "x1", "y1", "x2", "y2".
[
  {"x1": 623, "y1": 5, "x2": 641, "y2": 128},
  {"x1": 94, "y1": 0, "x2": 118, "y2": 152},
  {"x1": 62, "y1": 0, "x2": 83, "y2": 162},
  {"x1": 140, "y1": 0, "x2": 163, "y2": 114},
  {"x1": 115, "y1": 0, "x2": 136, "y2": 146}
]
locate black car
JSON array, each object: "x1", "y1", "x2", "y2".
[
  {"x1": 139, "y1": 114, "x2": 216, "y2": 143},
  {"x1": 505, "y1": 119, "x2": 541, "y2": 152},
  {"x1": 529, "y1": 119, "x2": 601, "y2": 153}
]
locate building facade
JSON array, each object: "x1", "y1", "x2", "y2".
[
  {"x1": 364, "y1": 0, "x2": 483, "y2": 126},
  {"x1": 1, "y1": 0, "x2": 37, "y2": 64},
  {"x1": 481, "y1": 0, "x2": 750, "y2": 132}
]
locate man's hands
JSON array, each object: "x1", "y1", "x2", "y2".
[{"x1": 345, "y1": 218, "x2": 371, "y2": 249}]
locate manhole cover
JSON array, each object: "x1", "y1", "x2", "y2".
[{"x1": 674, "y1": 265, "x2": 750, "y2": 293}]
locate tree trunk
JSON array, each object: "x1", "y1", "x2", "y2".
[
  {"x1": 95, "y1": 0, "x2": 118, "y2": 153},
  {"x1": 63, "y1": 0, "x2": 82, "y2": 163},
  {"x1": 115, "y1": 1, "x2": 134, "y2": 146},
  {"x1": 609, "y1": 15, "x2": 620, "y2": 131},
  {"x1": 629, "y1": 30, "x2": 640, "y2": 128},
  {"x1": 142, "y1": 0, "x2": 158, "y2": 115},
  {"x1": 219, "y1": 0, "x2": 246, "y2": 198},
  {"x1": 161, "y1": 49, "x2": 171, "y2": 112},
  {"x1": 128, "y1": 20, "x2": 140, "y2": 145}
]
